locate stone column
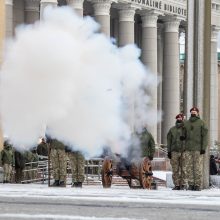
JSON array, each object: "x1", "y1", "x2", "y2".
[
  {"x1": 67, "y1": 0, "x2": 84, "y2": 17},
  {"x1": 5, "y1": 0, "x2": 13, "y2": 38},
  {"x1": 0, "y1": 0, "x2": 5, "y2": 64},
  {"x1": 141, "y1": 10, "x2": 158, "y2": 140},
  {"x1": 24, "y1": 0, "x2": 40, "y2": 24},
  {"x1": 40, "y1": 0, "x2": 57, "y2": 20},
  {"x1": 210, "y1": 26, "x2": 219, "y2": 146},
  {"x1": 91, "y1": 0, "x2": 113, "y2": 37},
  {"x1": 118, "y1": 7, "x2": 136, "y2": 46},
  {"x1": 0, "y1": 0, "x2": 5, "y2": 150},
  {"x1": 161, "y1": 17, "x2": 180, "y2": 144},
  {"x1": 157, "y1": 23, "x2": 163, "y2": 144}
]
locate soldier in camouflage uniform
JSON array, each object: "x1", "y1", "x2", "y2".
[
  {"x1": 67, "y1": 149, "x2": 85, "y2": 188},
  {"x1": 185, "y1": 107, "x2": 208, "y2": 191},
  {"x1": 167, "y1": 114, "x2": 187, "y2": 190},
  {"x1": 138, "y1": 127, "x2": 155, "y2": 160},
  {"x1": 14, "y1": 150, "x2": 25, "y2": 183},
  {"x1": 0, "y1": 141, "x2": 15, "y2": 183},
  {"x1": 48, "y1": 138, "x2": 67, "y2": 187}
]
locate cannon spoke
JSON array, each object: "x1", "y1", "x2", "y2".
[
  {"x1": 101, "y1": 156, "x2": 113, "y2": 188},
  {"x1": 139, "y1": 157, "x2": 152, "y2": 189}
]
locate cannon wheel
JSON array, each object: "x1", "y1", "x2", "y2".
[
  {"x1": 139, "y1": 157, "x2": 152, "y2": 189},
  {"x1": 101, "y1": 157, "x2": 113, "y2": 188}
]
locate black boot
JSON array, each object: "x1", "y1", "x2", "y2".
[
  {"x1": 180, "y1": 185, "x2": 187, "y2": 190},
  {"x1": 52, "y1": 180, "x2": 60, "y2": 187},
  {"x1": 194, "y1": 185, "x2": 201, "y2": 191},
  {"x1": 72, "y1": 182, "x2": 78, "y2": 187},
  {"x1": 172, "y1": 186, "x2": 180, "y2": 190},
  {"x1": 188, "y1": 185, "x2": 195, "y2": 191},
  {"x1": 77, "y1": 182, "x2": 82, "y2": 188},
  {"x1": 59, "y1": 181, "x2": 66, "y2": 187}
]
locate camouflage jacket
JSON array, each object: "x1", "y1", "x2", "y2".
[
  {"x1": 49, "y1": 139, "x2": 65, "y2": 150},
  {"x1": 167, "y1": 122, "x2": 186, "y2": 153},
  {"x1": 1, "y1": 145, "x2": 15, "y2": 166},
  {"x1": 37, "y1": 143, "x2": 48, "y2": 156},
  {"x1": 184, "y1": 116, "x2": 208, "y2": 151},
  {"x1": 137, "y1": 128, "x2": 155, "y2": 158}
]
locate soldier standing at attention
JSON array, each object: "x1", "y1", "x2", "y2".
[
  {"x1": 167, "y1": 114, "x2": 187, "y2": 190},
  {"x1": 185, "y1": 107, "x2": 208, "y2": 191},
  {"x1": 67, "y1": 148, "x2": 85, "y2": 188},
  {"x1": 0, "y1": 140, "x2": 15, "y2": 183},
  {"x1": 48, "y1": 138, "x2": 67, "y2": 187}
]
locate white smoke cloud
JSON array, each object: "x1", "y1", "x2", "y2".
[{"x1": 0, "y1": 6, "x2": 158, "y2": 157}]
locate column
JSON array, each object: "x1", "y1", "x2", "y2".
[
  {"x1": 24, "y1": 0, "x2": 40, "y2": 24},
  {"x1": 184, "y1": 1, "x2": 194, "y2": 118},
  {"x1": 210, "y1": 26, "x2": 219, "y2": 146},
  {"x1": 67, "y1": 0, "x2": 84, "y2": 17},
  {"x1": 0, "y1": 0, "x2": 5, "y2": 150},
  {"x1": 141, "y1": 10, "x2": 158, "y2": 140},
  {"x1": 40, "y1": 0, "x2": 57, "y2": 20},
  {"x1": 157, "y1": 23, "x2": 163, "y2": 144},
  {"x1": 161, "y1": 17, "x2": 180, "y2": 144},
  {"x1": 118, "y1": 7, "x2": 136, "y2": 46},
  {"x1": 5, "y1": 0, "x2": 13, "y2": 38},
  {"x1": 91, "y1": 0, "x2": 113, "y2": 37}
]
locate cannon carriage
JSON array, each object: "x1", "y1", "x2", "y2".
[{"x1": 101, "y1": 155, "x2": 153, "y2": 189}]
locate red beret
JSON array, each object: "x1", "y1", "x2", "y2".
[
  {"x1": 190, "y1": 107, "x2": 199, "y2": 113},
  {"x1": 175, "y1": 114, "x2": 184, "y2": 119}
]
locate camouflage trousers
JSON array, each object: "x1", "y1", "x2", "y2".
[
  {"x1": 170, "y1": 152, "x2": 187, "y2": 186},
  {"x1": 15, "y1": 168, "x2": 24, "y2": 183},
  {"x1": 50, "y1": 148, "x2": 67, "y2": 181},
  {"x1": 68, "y1": 151, "x2": 85, "y2": 183},
  {"x1": 3, "y1": 164, "x2": 12, "y2": 182},
  {"x1": 185, "y1": 151, "x2": 202, "y2": 187}
]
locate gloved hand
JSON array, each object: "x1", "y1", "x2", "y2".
[
  {"x1": 200, "y1": 149, "x2": 206, "y2": 155},
  {"x1": 180, "y1": 136, "x2": 186, "y2": 141},
  {"x1": 148, "y1": 156, "x2": 153, "y2": 161},
  {"x1": 167, "y1": 152, "x2": 172, "y2": 159}
]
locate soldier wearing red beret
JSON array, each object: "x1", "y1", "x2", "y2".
[
  {"x1": 184, "y1": 107, "x2": 208, "y2": 191},
  {"x1": 167, "y1": 113, "x2": 187, "y2": 190}
]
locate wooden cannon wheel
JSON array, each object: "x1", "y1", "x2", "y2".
[
  {"x1": 101, "y1": 156, "x2": 113, "y2": 188},
  {"x1": 139, "y1": 157, "x2": 153, "y2": 189}
]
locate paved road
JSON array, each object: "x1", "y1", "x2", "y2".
[{"x1": 0, "y1": 184, "x2": 220, "y2": 220}]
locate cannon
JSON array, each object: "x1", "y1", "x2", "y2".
[{"x1": 101, "y1": 155, "x2": 153, "y2": 189}]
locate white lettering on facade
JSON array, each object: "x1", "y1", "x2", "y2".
[{"x1": 130, "y1": 0, "x2": 186, "y2": 17}]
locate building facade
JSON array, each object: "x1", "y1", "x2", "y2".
[{"x1": 1, "y1": 0, "x2": 220, "y2": 146}]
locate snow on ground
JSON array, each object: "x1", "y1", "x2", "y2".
[
  {"x1": 0, "y1": 183, "x2": 220, "y2": 206},
  {"x1": 152, "y1": 171, "x2": 172, "y2": 181}
]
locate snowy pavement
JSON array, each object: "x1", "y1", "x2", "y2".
[{"x1": 0, "y1": 184, "x2": 220, "y2": 219}]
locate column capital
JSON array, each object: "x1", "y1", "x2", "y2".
[
  {"x1": 24, "y1": 0, "x2": 40, "y2": 11},
  {"x1": 5, "y1": 0, "x2": 13, "y2": 5},
  {"x1": 141, "y1": 10, "x2": 160, "y2": 28},
  {"x1": 118, "y1": 7, "x2": 136, "y2": 22},
  {"x1": 157, "y1": 23, "x2": 163, "y2": 39},
  {"x1": 163, "y1": 17, "x2": 181, "y2": 33},
  {"x1": 67, "y1": 0, "x2": 84, "y2": 9},
  {"x1": 91, "y1": 0, "x2": 115, "y2": 16}
]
